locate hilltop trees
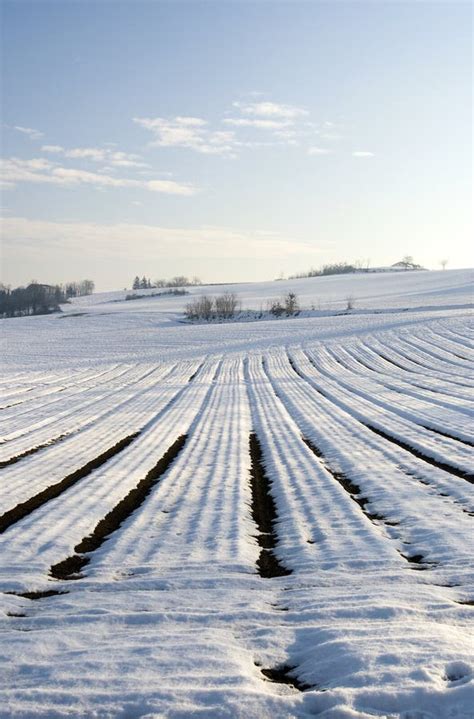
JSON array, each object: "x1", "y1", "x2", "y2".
[
  {"x1": 63, "y1": 279, "x2": 95, "y2": 298},
  {"x1": 0, "y1": 281, "x2": 65, "y2": 317},
  {"x1": 132, "y1": 275, "x2": 202, "y2": 290},
  {"x1": 1, "y1": 278, "x2": 95, "y2": 318}
]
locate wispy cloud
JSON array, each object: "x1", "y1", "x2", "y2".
[
  {"x1": 41, "y1": 145, "x2": 149, "y2": 167},
  {"x1": 223, "y1": 118, "x2": 291, "y2": 130},
  {"x1": 352, "y1": 151, "x2": 374, "y2": 157},
  {"x1": 308, "y1": 146, "x2": 333, "y2": 156},
  {"x1": 13, "y1": 125, "x2": 44, "y2": 140},
  {"x1": 3, "y1": 216, "x2": 317, "y2": 261},
  {"x1": 133, "y1": 116, "x2": 237, "y2": 157},
  {"x1": 232, "y1": 100, "x2": 308, "y2": 119},
  {"x1": 1, "y1": 158, "x2": 197, "y2": 195}
]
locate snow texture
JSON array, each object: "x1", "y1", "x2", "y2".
[{"x1": 0, "y1": 268, "x2": 473, "y2": 718}]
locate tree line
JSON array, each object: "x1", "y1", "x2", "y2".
[
  {"x1": 132, "y1": 275, "x2": 202, "y2": 290},
  {"x1": 0, "y1": 279, "x2": 94, "y2": 318}
]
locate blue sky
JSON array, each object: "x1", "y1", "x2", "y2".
[{"x1": 1, "y1": 0, "x2": 472, "y2": 289}]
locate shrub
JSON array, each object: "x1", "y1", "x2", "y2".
[
  {"x1": 185, "y1": 295, "x2": 214, "y2": 321},
  {"x1": 284, "y1": 292, "x2": 299, "y2": 315},
  {"x1": 269, "y1": 292, "x2": 299, "y2": 317},
  {"x1": 214, "y1": 292, "x2": 239, "y2": 319},
  {"x1": 185, "y1": 293, "x2": 240, "y2": 321}
]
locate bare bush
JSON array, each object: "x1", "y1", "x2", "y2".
[
  {"x1": 185, "y1": 293, "x2": 239, "y2": 321},
  {"x1": 284, "y1": 292, "x2": 299, "y2": 315},
  {"x1": 268, "y1": 298, "x2": 284, "y2": 317},
  {"x1": 185, "y1": 295, "x2": 214, "y2": 321},
  {"x1": 214, "y1": 292, "x2": 239, "y2": 319},
  {"x1": 269, "y1": 292, "x2": 299, "y2": 316}
]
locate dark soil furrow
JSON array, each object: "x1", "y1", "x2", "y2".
[
  {"x1": 301, "y1": 436, "x2": 385, "y2": 521},
  {"x1": 364, "y1": 424, "x2": 474, "y2": 484},
  {"x1": 0, "y1": 433, "x2": 140, "y2": 533},
  {"x1": 301, "y1": 435, "x2": 437, "y2": 569},
  {"x1": 257, "y1": 663, "x2": 311, "y2": 692},
  {"x1": 5, "y1": 589, "x2": 68, "y2": 600},
  {"x1": 249, "y1": 433, "x2": 292, "y2": 578},
  {"x1": 0, "y1": 434, "x2": 69, "y2": 469},
  {"x1": 50, "y1": 434, "x2": 188, "y2": 580},
  {"x1": 419, "y1": 425, "x2": 474, "y2": 448},
  {"x1": 290, "y1": 353, "x2": 473, "y2": 485}
]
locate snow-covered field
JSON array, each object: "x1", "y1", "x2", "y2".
[{"x1": 0, "y1": 269, "x2": 473, "y2": 718}]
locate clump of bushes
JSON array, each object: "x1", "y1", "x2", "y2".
[
  {"x1": 268, "y1": 292, "x2": 300, "y2": 317},
  {"x1": 125, "y1": 289, "x2": 188, "y2": 301},
  {"x1": 185, "y1": 293, "x2": 240, "y2": 321}
]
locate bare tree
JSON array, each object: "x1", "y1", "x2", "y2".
[{"x1": 440, "y1": 259, "x2": 448, "y2": 270}]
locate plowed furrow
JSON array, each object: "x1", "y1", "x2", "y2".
[
  {"x1": 0, "y1": 433, "x2": 139, "y2": 533},
  {"x1": 0, "y1": 434, "x2": 69, "y2": 469},
  {"x1": 249, "y1": 433, "x2": 292, "y2": 578},
  {"x1": 364, "y1": 424, "x2": 474, "y2": 483},
  {"x1": 50, "y1": 435, "x2": 188, "y2": 580}
]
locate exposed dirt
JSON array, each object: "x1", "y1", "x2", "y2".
[
  {"x1": 0, "y1": 432, "x2": 140, "y2": 533},
  {"x1": 419, "y1": 425, "x2": 474, "y2": 448},
  {"x1": 0, "y1": 434, "x2": 69, "y2": 469},
  {"x1": 5, "y1": 589, "x2": 68, "y2": 600},
  {"x1": 364, "y1": 424, "x2": 474, "y2": 483},
  {"x1": 301, "y1": 436, "x2": 385, "y2": 522},
  {"x1": 258, "y1": 664, "x2": 312, "y2": 692},
  {"x1": 249, "y1": 433, "x2": 292, "y2": 579},
  {"x1": 50, "y1": 434, "x2": 188, "y2": 580}
]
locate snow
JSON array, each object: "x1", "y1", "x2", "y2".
[{"x1": 0, "y1": 269, "x2": 473, "y2": 718}]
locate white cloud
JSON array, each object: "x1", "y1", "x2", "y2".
[
  {"x1": 1, "y1": 157, "x2": 197, "y2": 195},
  {"x1": 233, "y1": 101, "x2": 308, "y2": 119},
  {"x1": 13, "y1": 126, "x2": 44, "y2": 140},
  {"x1": 352, "y1": 151, "x2": 374, "y2": 157},
  {"x1": 223, "y1": 118, "x2": 291, "y2": 130},
  {"x1": 174, "y1": 117, "x2": 208, "y2": 127},
  {"x1": 3, "y1": 216, "x2": 314, "y2": 260},
  {"x1": 134, "y1": 116, "x2": 236, "y2": 157},
  {"x1": 308, "y1": 146, "x2": 332, "y2": 155},
  {"x1": 41, "y1": 145, "x2": 64, "y2": 153},
  {"x1": 41, "y1": 145, "x2": 148, "y2": 167},
  {"x1": 145, "y1": 179, "x2": 196, "y2": 196}
]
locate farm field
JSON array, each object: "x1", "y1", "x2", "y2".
[{"x1": 0, "y1": 270, "x2": 473, "y2": 718}]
